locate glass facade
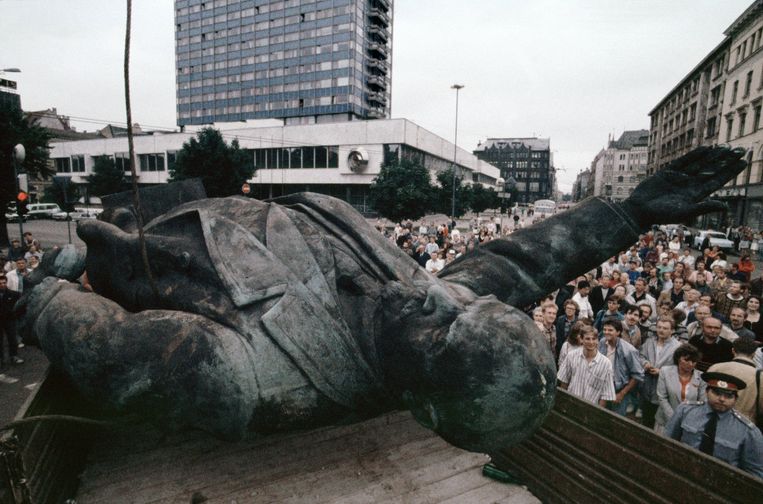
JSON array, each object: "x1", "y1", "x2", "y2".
[{"x1": 175, "y1": 0, "x2": 393, "y2": 126}]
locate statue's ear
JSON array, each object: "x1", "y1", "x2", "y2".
[{"x1": 197, "y1": 209, "x2": 289, "y2": 307}]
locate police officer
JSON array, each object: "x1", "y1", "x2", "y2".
[{"x1": 665, "y1": 371, "x2": 763, "y2": 478}]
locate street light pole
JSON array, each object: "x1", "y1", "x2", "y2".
[{"x1": 451, "y1": 84, "x2": 464, "y2": 222}]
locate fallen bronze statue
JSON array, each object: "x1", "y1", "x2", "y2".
[{"x1": 17, "y1": 146, "x2": 745, "y2": 454}]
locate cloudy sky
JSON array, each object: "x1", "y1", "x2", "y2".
[{"x1": 1, "y1": 0, "x2": 754, "y2": 191}]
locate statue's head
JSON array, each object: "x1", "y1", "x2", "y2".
[{"x1": 382, "y1": 284, "x2": 556, "y2": 453}]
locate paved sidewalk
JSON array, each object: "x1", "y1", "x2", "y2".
[{"x1": 0, "y1": 345, "x2": 48, "y2": 429}]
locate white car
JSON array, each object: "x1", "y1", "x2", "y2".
[
  {"x1": 52, "y1": 208, "x2": 102, "y2": 221},
  {"x1": 693, "y1": 230, "x2": 734, "y2": 251}
]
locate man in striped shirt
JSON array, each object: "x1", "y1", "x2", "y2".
[{"x1": 557, "y1": 326, "x2": 616, "y2": 407}]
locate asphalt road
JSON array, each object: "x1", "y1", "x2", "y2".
[{"x1": 5, "y1": 218, "x2": 85, "y2": 249}]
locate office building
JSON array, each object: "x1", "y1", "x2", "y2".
[
  {"x1": 174, "y1": 0, "x2": 393, "y2": 126},
  {"x1": 48, "y1": 119, "x2": 499, "y2": 214},
  {"x1": 589, "y1": 130, "x2": 648, "y2": 203},
  {"x1": 473, "y1": 137, "x2": 554, "y2": 204}
]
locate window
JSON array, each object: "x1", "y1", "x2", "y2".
[
  {"x1": 707, "y1": 117, "x2": 717, "y2": 137},
  {"x1": 754, "y1": 105, "x2": 762, "y2": 131},
  {"x1": 745, "y1": 71, "x2": 754, "y2": 97},
  {"x1": 732, "y1": 80, "x2": 739, "y2": 104},
  {"x1": 71, "y1": 155, "x2": 85, "y2": 173},
  {"x1": 617, "y1": 176, "x2": 624, "y2": 183},
  {"x1": 139, "y1": 153, "x2": 165, "y2": 172},
  {"x1": 727, "y1": 118, "x2": 734, "y2": 142},
  {"x1": 710, "y1": 86, "x2": 721, "y2": 107},
  {"x1": 54, "y1": 158, "x2": 71, "y2": 173},
  {"x1": 167, "y1": 151, "x2": 177, "y2": 172},
  {"x1": 115, "y1": 152, "x2": 131, "y2": 172},
  {"x1": 739, "y1": 112, "x2": 747, "y2": 137}
]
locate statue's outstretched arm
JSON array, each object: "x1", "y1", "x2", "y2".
[{"x1": 440, "y1": 147, "x2": 746, "y2": 308}]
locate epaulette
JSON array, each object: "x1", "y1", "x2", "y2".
[{"x1": 732, "y1": 410, "x2": 756, "y2": 428}]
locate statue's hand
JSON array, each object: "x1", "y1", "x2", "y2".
[{"x1": 621, "y1": 147, "x2": 747, "y2": 229}]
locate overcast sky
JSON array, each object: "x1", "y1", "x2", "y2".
[{"x1": 1, "y1": 0, "x2": 755, "y2": 191}]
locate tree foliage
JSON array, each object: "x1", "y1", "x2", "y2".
[
  {"x1": 368, "y1": 159, "x2": 434, "y2": 222},
  {"x1": 87, "y1": 155, "x2": 127, "y2": 197},
  {"x1": 0, "y1": 103, "x2": 53, "y2": 244},
  {"x1": 170, "y1": 127, "x2": 255, "y2": 197},
  {"x1": 433, "y1": 167, "x2": 470, "y2": 218},
  {"x1": 469, "y1": 184, "x2": 501, "y2": 214}
]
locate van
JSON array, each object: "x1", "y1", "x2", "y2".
[{"x1": 26, "y1": 203, "x2": 62, "y2": 219}]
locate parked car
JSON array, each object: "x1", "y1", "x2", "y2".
[
  {"x1": 26, "y1": 203, "x2": 62, "y2": 219},
  {"x1": 660, "y1": 224, "x2": 693, "y2": 244},
  {"x1": 4, "y1": 211, "x2": 22, "y2": 223},
  {"x1": 52, "y1": 208, "x2": 102, "y2": 221},
  {"x1": 693, "y1": 230, "x2": 734, "y2": 251}
]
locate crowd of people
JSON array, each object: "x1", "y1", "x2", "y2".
[
  {"x1": 0, "y1": 232, "x2": 42, "y2": 384},
  {"x1": 385, "y1": 217, "x2": 763, "y2": 478}
]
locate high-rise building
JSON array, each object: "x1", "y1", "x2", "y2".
[
  {"x1": 473, "y1": 137, "x2": 554, "y2": 203},
  {"x1": 0, "y1": 75, "x2": 21, "y2": 110},
  {"x1": 174, "y1": 0, "x2": 393, "y2": 127}
]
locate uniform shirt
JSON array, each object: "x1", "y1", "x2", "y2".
[
  {"x1": 665, "y1": 401, "x2": 763, "y2": 478},
  {"x1": 557, "y1": 348, "x2": 616, "y2": 405},
  {"x1": 708, "y1": 358, "x2": 760, "y2": 424}
]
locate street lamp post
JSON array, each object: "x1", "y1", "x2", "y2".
[{"x1": 450, "y1": 84, "x2": 464, "y2": 223}]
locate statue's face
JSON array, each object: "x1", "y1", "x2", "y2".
[{"x1": 397, "y1": 291, "x2": 557, "y2": 453}]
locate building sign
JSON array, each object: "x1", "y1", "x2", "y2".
[{"x1": 712, "y1": 187, "x2": 747, "y2": 198}]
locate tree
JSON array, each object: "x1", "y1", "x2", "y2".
[
  {"x1": 368, "y1": 159, "x2": 434, "y2": 223},
  {"x1": 42, "y1": 177, "x2": 78, "y2": 212},
  {"x1": 433, "y1": 167, "x2": 470, "y2": 218},
  {"x1": 87, "y1": 155, "x2": 127, "y2": 197},
  {"x1": 469, "y1": 184, "x2": 501, "y2": 214},
  {"x1": 0, "y1": 103, "x2": 53, "y2": 244},
  {"x1": 170, "y1": 127, "x2": 255, "y2": 197}
]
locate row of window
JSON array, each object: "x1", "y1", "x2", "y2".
[
  {"x1": 177, "y1": 42, "x2": 354, "y2": 73},
  {"x1": 733, "y1": 25, "x2": 763, "y2": 68},
  {"x1": 177, "y1": 20, "x2": 353, "y2": 47},
  {"x1": 253, "y1": 146, "x2": 339, "y2": 169},
  {"x1": 725, "y1": 104, "x2": 763, "y2": 142},
  {"x1": 54, "y1": 156, "x2": 86, "y2": 173},
  {"x1": 177, "y1": 2, "x2": 351, "y2": 24},
  {"x1": 55, "y1": 153, "x2": 172, "y2": 174}
]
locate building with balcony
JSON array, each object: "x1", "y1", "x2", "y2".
[
  {"x1": 647, "y1": 41, "x2": 729, "y2": 177},
  {"x1": 48, "y1": 119, "x2": 499, "y2": 214},
  {"x1": 648, "y1": 0, "x2": 763, "y2": 230},
  {"x1": 715, "y1": 0, "x2": 763, "y2": 229},
  {"x1": 174, "y1": 0, "x2": 393, "y2": 127},
  {"x1": 472, "y1": 137, "x2": 554, "y2": 204},
  {"x1": 590, "y1": 130, "x2": 649, "y2": 202}
]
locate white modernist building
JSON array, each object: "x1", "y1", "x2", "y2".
[{"x1": 49, "y1": 118, "x2": 500, "y2": 214}]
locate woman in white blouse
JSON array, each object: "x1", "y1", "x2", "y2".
[{"x1": 654, "y1": 343, "x2": 706, "y2": 435}]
